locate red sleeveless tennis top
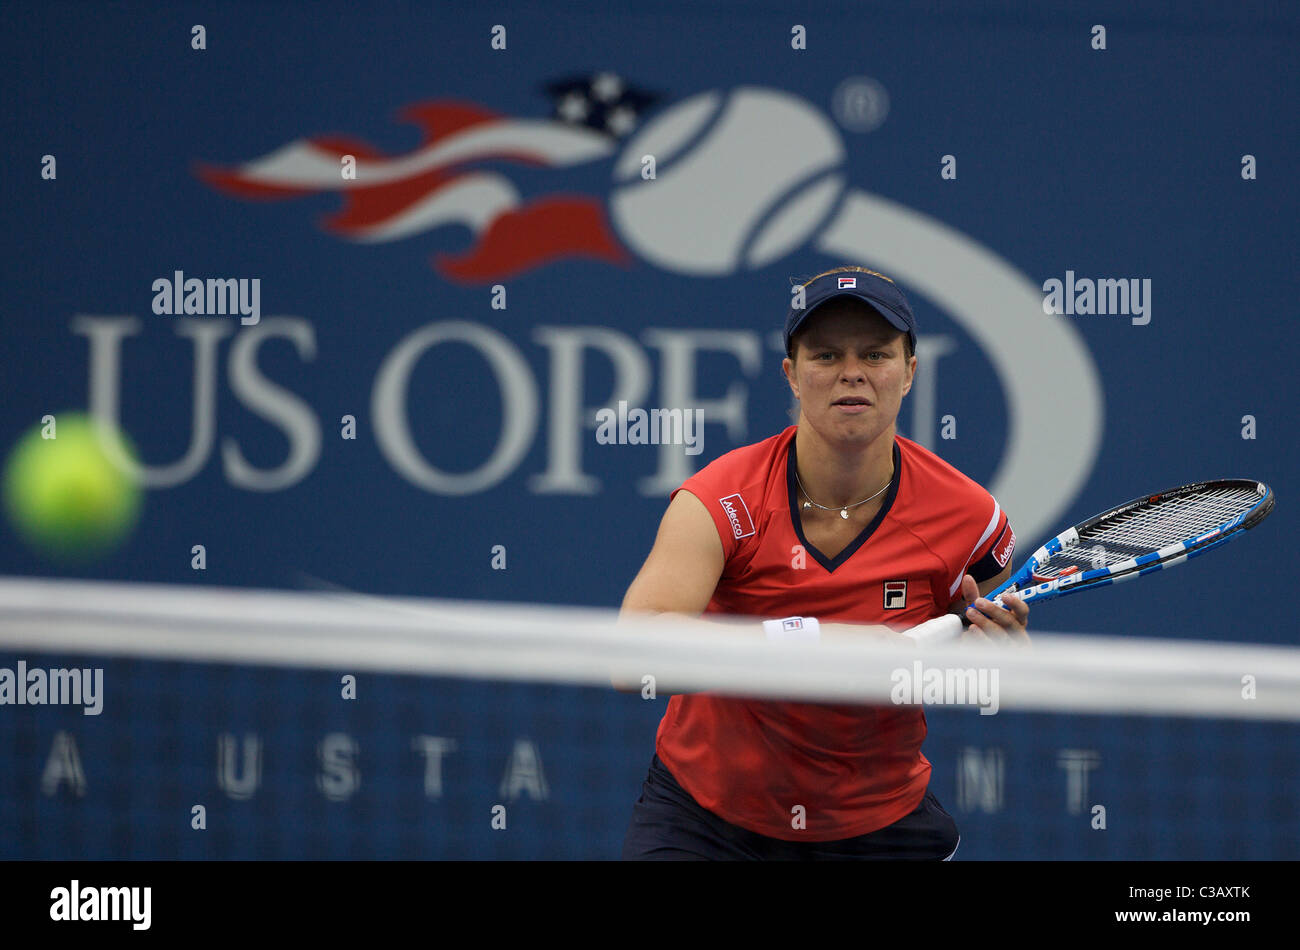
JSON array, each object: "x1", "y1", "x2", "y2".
[{"x1": 655, "y1": 426, "x2": 1013, "y2": 840}]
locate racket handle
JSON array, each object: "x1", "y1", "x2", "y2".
[
  {"x1": 903, "y1": 614, "x2": 963, "y2": 643},
  {"x1": 959, "y1": 595, "x2": 1008, "y2": 627}
]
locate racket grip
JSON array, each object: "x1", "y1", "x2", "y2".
[
  {"x1": 959, "y1": 595, "x2": 1008, "y2": 627},
  {"x1": 903, "y1": 614, "x2": 963, "y2": 643}
]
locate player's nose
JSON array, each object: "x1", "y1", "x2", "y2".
[{"x1": 840, "y1": 358, "x2": 868, "y2": 381}]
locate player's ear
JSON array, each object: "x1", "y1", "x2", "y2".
[
  {"x1": 900, "y1": 353, "x2": 917, "y2": 397},
  {"x1": 782, "y1": 355, "x2": 800, "y2": 399}
]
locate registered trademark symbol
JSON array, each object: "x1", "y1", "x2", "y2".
[{"x1": 831, "y1": 77, "x2": 889, "y2": 132}]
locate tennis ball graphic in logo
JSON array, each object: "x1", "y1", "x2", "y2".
[
  {"x1": 3, "y1": 413, "x2": 142, "y2": 560},
  {"x1": 610, "y1": 87, "x2": 847, "y2": 275}
]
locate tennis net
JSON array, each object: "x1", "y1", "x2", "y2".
[{"x1": 1, "y1": 576, "x2": 1297, "y2": 859}]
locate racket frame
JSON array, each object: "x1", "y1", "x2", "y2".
[{"x1": 984, "y1": 479, "x2": 1274, "y2": 610}]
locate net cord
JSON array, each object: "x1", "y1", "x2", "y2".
[{"x1": 0, "y1": 576, "x2": 1297, "y2": 720}]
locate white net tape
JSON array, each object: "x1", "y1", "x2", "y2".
[{"x1": 0, "y1": 576, "x2": 1297, "y2": 720}]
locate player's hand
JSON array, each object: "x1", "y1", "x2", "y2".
[{"x1": 954, "y1": 574, "x2": 1029, "y2": 645}]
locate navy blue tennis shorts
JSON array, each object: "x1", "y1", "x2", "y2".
[{"x1": 622, "y1": 754, "x2": 960, "y2": 860}]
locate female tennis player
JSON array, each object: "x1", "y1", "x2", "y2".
[{"x1": 620, "y1": 265, "x2": 1029, "y2": 860}]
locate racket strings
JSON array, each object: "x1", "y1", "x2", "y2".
[{"x1": 1041, "y1": 486, "x2": 1258, "y2": 575}]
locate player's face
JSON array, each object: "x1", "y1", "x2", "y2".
[{"x1": 782, "y1": 303, "x2": 916, "y2": 446}]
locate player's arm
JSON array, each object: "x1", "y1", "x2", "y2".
[
  {"x1": 621, "y1": 489, "x2": 723, "y2": 617},
  {"x1": 619, "y1": 490, "x2": 898, "y2": 639},
  {"x1": 612, "y1": 491, "x2": 725, "y2": 693}
]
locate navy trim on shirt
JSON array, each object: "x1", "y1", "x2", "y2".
[
  {"x1": 966, "y1": 521, "x2": 1012, "y2": 584},
  {"x1": 786, "y1": 437, "x2": 902, "y2": 573}
]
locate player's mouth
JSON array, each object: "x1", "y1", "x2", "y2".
[{"x1": 832, "y1": 396, "x2": 872, "y2": 414}]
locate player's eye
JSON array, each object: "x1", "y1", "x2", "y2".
[{"x1": 813, "y1": 351, "x2": 834, "y2": 361}]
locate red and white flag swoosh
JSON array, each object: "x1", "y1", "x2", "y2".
[{"x1": 197, "y1": 100, "x2": 630, "y2": 281}]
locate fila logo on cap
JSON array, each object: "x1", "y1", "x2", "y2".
[
  {"x1": 838, "y1": 276, "x2": 857, "y2": 289},
  {"x1": 883, "y1": 580, "x2": 907, "y2": 609}
]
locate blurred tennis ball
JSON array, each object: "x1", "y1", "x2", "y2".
[{"x1": 3, "y1": 413, "x2": 142, "y2": 559}]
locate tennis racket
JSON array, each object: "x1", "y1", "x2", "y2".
[{"x1": 974, "y1": 478, "x2": 1275, "y2": 616}]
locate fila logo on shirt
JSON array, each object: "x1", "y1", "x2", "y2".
[
  {"x1": 838, "y1": 277, "x2": 857, "y2": 289},
  {"x1": 883, "y1": 580, "x2": 908, "y2": 609}
]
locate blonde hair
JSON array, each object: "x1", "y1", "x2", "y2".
[{"x1": 788, "y1": 265, "x2": 912, "y2": 358}]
